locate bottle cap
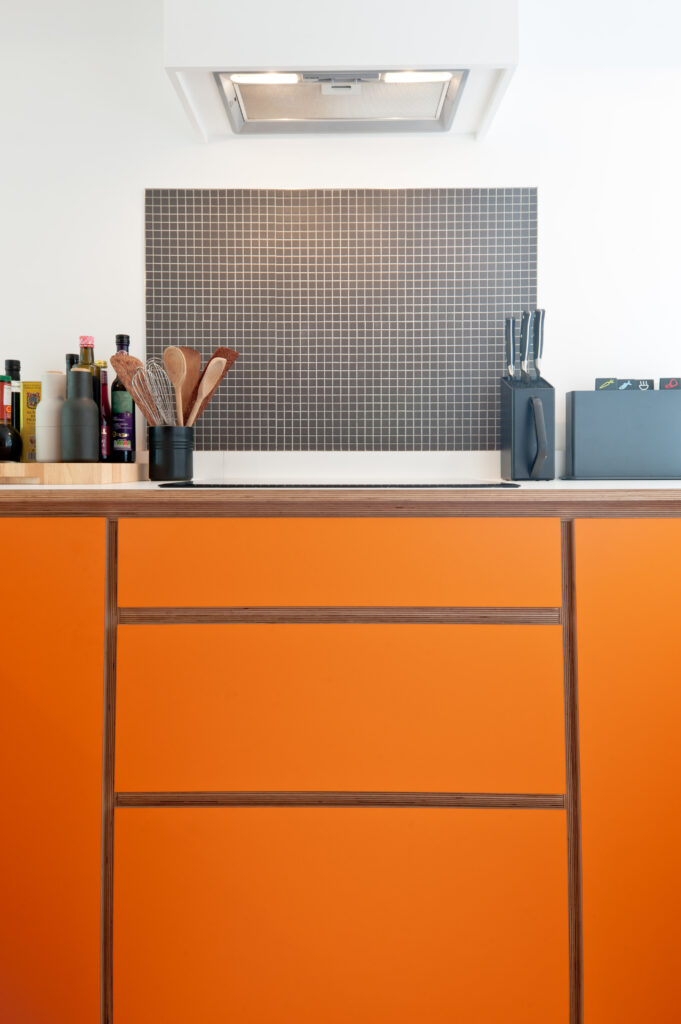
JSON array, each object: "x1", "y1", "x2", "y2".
[
  {"x1": 0, "y1": 374, "x2": 10, "y2": 383},
  {"x1": 95, "y1": 360, "x2": 108, "y2": 368},
  {"x1": 4, "y1": 360, "x2": 20, "y2": 379},
  {"x1": 79, "y1": 336, "x2": 95, "y2": 347}
]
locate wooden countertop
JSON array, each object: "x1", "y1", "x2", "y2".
[{"x1": 2, "y1": 484, "x2": 681, "y2": 517}]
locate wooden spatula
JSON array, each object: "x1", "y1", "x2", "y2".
[
  {"x1": 185, "y1": 357, "x2": 226, "y2": 426},
  {"x1": 177, "y1": 347, "x2": 202, "y2": 425},
  {"x1": 184, "y1": 347, "x2": 239, "y2": 423},
  {"x1": 109, "y1": 352, "x2": 160, "y2": 421},
  {"x1": 110, "y1": 352, "x2": 143, "y2": 393}
]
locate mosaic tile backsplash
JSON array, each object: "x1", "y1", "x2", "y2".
[{"x1": 145, "y1": 188, "x2": 537, "y2": 450}]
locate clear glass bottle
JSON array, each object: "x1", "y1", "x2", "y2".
[
  {"x1": 77, "y1": 336, "x2": 96, "y2": 400},
  {"x1": 96, "y1": 360, "x2": 111, "y2": 462}
]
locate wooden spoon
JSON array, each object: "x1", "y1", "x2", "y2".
[
  {"x1": 185, "y1": 357, "x2": 227, "y2": 427},
  {"x1": 163, "y1": 347, "x2": 187, "y2": 426}
]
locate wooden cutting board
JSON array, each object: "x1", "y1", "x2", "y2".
[{"x1": 0, "y1": 457, "x2": 148, "y2": 485}]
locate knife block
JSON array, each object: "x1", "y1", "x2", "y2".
[{"x1": 500, "y1": 377, "x2": 555, "y2": 481}]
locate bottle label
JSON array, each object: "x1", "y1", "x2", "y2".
[{"x1": 111, "y1": 391, "x2": 134, "y2": 451}]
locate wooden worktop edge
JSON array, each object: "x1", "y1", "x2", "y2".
[{"x1": 2, "y1": 487, "x2": 681, "y2": 516}]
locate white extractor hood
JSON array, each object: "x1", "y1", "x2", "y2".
[{"x1": 164, "y1": 0, "x2": 518, "y2": 139}]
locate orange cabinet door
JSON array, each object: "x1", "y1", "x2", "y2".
[
  {"x1": 116, "y1": 623, "x2": 565, "y2": 793},
  {"x1": 118, "y1": 517, "x2": 562, "y2": 607},
  {"x1": 0, "y1": 518, "x2": 105, "y2": 1024},
  {"x1": 577, "y1": 520, "x2": 681, "y2": 1022},
  {"x1": 115, "y1": 807, "x2": 568, "y2": 1024}
]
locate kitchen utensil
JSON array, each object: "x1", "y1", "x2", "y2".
[
  {"x1": 163, "y1": 347, "x2": 187, "y2": 425},
  {"x1": 504, "y1": 317, "x2": 516, "y2": 378},
  {"x1": 519, "y1": 311, "x2": 534, "y2": 378},
  {"x1": 129, "y1": 361, "x2": 177, "y2": 426},
  {"x1": 110, "y1": 352, "x2": 144, "y2": 395},
  {"x1": 184, "y1": 347, "x2": 239, "y2": 423},
  {"x1": 533, "y1": 308, "x2": 545, "y2": 377},
  {"x1": 176, "y1": 347, "x2": 202, "y2": 423},
  {"x1": 185, "y1": 357, "x2": 227, "y2": 427},
  {"x1": 61, "y1": 368, "x2": 99, "y2": 462}
]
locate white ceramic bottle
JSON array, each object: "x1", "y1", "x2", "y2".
[{"x1": 36, "y1": 371, "x2": 66, "y2": 462}]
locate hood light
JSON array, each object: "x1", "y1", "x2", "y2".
[
  {"x1": 382, "y1": 71, "x2": 452, "y2": 84},
  {"x1": 230, "y1": 72, "x2": 300, "y2": 85}
]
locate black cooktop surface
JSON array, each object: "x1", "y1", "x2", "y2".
[{"x1": 159, "y1": 482, "x2": 520, "y2": 489}]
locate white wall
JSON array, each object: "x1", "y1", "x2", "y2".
[{"x1": 2, "y1": 0, "x2": 681, "y2": 450}]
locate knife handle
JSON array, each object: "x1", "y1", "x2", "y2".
[
  {"x1": 520, "y1": 311, "x2": 534, "y2": 375},
  {"x1": 533, "y1": 308, "x2": 545, "y2": 376},
  {"x1": 504, "y1": 317, "x2": 516, "y2": 378}
]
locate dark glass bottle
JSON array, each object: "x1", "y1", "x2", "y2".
[
  {"x1": 0, "y1": 376, "x2": 22, "y2": 461},
  {"x1": 96, "y1": 361, "x2": 111, "y2": 462},
  {"x1": 65, "y1": 354, "x2": 79, "y2": 375},
  {"x1": 111, "y1": 334, "x2": 135, "y2": 463},
  {"x1": 4, "y1": 360, "x2": 20, "y2": 432}
]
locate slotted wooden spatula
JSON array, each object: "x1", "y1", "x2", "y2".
[
  {"x1": 177, "y1": 347, "x2": 202, "y2": 425},
  {"x1": 185, "y1": 347, "x2": 239, "y2": 425},
  {"x1": 185, "y1": 357, "x2": 227, "y2": 427}
]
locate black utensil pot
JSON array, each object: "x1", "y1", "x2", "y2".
[
  {"x1": 149, "y1": 426, "x2": 194, "y2": 481},
  {"x1": 500, "y1": 377, "x2": 555, "y2": 480}
]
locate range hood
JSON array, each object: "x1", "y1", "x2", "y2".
[{"x1": 164, "y1": 0, "x2": 518, "y2": 139}]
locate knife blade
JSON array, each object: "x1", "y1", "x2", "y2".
[
  {"x1": 504, "y1": 317, "x2": 516, "y2": 378},
  {"x1": 533, "y1": 308, "x2": 545, "y2": 378},
  {"x1": 520, "y1": 311, "x2": 534, "y2": 377}
]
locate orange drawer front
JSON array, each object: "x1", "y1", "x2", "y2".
[
  {"x1": 577, "y1": 520, "x2": 681, "y2": 1022},
  {"x1": 114, "y1": 807, "x2": 568, "y2": 1024},
  {"x1": 118, "y1": 517, "x2": 562, "y2": 607},
  {"x1": 0, "y1": 519, "x2": 104, "y2": 1024},
  {"x1": 115, "y1": 624, "x2": 565, "y2": 793}
]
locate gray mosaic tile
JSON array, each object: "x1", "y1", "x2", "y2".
[{"x1": 145, "y1": 188, "x2": 537, "y2": 450}]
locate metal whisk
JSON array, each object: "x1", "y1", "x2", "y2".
[{"x1": 129, "y1": 360, "x2": 177, "y2": 426}]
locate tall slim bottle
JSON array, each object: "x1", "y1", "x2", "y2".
[
  {"x1": 77, "y1": 336, "x2": 96, "y2": 400},
  {"x1": 4, "y1": 360, "x2": 21, "y2": 432},
  {"x1": 96, "y1": 361, "x2": 111, "y2": 462},
  {"x1": 0, "y1": 376, "x2": 22, "y2": 460},
  {"x1": 111, "y1": 335, "x2": 135, "y2": 463}
]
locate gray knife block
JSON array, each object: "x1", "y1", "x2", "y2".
[{"x1": 500, "y1": 377, "x2": 556, "y2": 481}]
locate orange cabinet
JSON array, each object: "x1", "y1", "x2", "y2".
[
  {"x1": 114, "y1": 807, "x2": 569, "y2": 1024},
  {"x1": 116, "y1": 623, "x2": 565, "y2": 793},
  {"x1": 0, "y1": 518, "x2": 105, "y2": 1024},
  {"x1": 118, "y1": 517, "x2": 562, "y2": 607},
  {"x1": 577, "y1": 520, "x2": 681, "y2": 1022}
]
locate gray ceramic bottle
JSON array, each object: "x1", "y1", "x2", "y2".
[{"x1": 61, "y1": 367, "x2": 99, "y2": 462}]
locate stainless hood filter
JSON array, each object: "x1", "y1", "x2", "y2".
[{"x1": 216, "y1": 71, "x2": 467, "y2": 133}]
